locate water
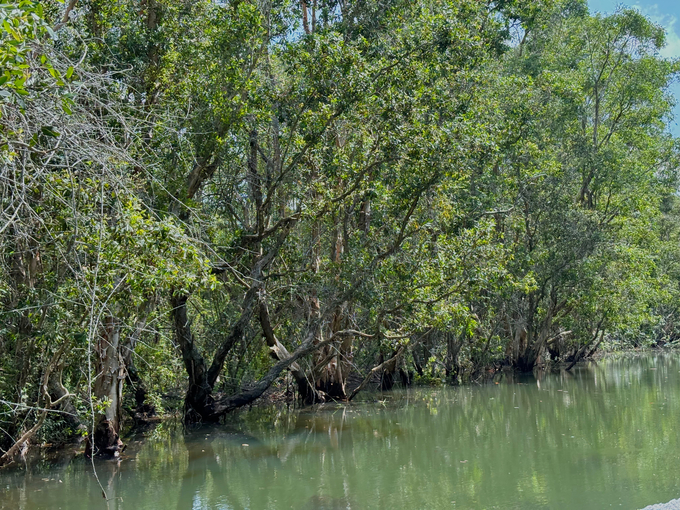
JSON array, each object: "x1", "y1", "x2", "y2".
[{"x1": 2, "y1": 353, "x2": 680, "y2": 510}]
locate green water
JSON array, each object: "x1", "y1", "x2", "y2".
[{"x1": 2, "y1": 353, "x2": 680, "y2": 510}]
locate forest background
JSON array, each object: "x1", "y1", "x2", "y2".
[{"x1": 2, "y1": 0, "x2": 680, "y2": 462}]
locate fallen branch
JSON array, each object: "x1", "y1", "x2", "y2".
[
  {"x1": 212, "y1": 326, "x2": 333, "y2": 416},
  {"x1": 348, "y1": 345, "x2": 405, "y2": 401}
]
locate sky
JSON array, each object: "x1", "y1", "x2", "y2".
[{"x1": 588, "y1": 0, "x2": 680, "y2": 134}]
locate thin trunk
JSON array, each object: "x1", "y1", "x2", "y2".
[
  {"x1": 445, "y1": 331, "x2": 463, "y2": 382},
  {"x1": 567, "y1": 322, "x2": 605, "y2": 371},
  {"x1": 300, "y1": 0, "x2": 310, "y2": 34},
  {"x1": 249, "y1": 128, "x2": 264, "y2": 236}
]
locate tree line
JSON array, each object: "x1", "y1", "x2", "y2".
[{"x1": 1, "y1": 0, "x2": 679, "y2": 461}]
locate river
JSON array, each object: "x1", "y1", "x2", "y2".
[{"x1": 1, "y1": 353, "x2": 679, "y2": 509}]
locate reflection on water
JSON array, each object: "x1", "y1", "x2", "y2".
[{"x1": 2, "y1": 353, "x2": 680, "y2": 510}]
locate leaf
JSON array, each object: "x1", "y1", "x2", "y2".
[
  {"x1": 40, "y1": 126, "x2": 60, "y2": 137},
  {"x1": 61, "y1": 96, "x2": 74, "y2": 114}
]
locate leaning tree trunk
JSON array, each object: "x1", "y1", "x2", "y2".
[
  {"x1": 47, "y1": 360, "x2": 83, "y2": 433},
  {"x1": 171, "y1": 217, "x2": 296, "y2": 422},
  {"x1": 566, "y1": 322, "x2": 605, "y2": 371},
  {"x1": 0, "y1": 343, "x2": 72, "y2": 467},
  {"x1": 90, "y1": 316, "x2": 125, "y2": 457},
  {"x1": 349, "y1": 346, "x2": 405, "y2": 401},
  {"x1": 258, "y1": 295, "x2": 321, "y2": 404}
]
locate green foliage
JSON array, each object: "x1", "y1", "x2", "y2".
[
  {"x1": 0, "y1": 0, "x2": 46, "y2": 98},
  {"x1": 1, "y1": 0, "x2": 679, "y2": 449}
]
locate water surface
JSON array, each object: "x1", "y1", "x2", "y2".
[{"x1": 2, "y1": 353, "x2": 680, "y2": 509}]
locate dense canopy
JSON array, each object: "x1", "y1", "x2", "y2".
[{"x1": 1, "y1": 0, "x2": 679, "y2": 461}]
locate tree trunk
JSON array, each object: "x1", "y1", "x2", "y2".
[
  {"x1": 566, "y1": 325, "x2": 605, "y2": 371},
  {"x1": 444, "y1": 331, "x2": 463, "y2": 383},
  {"x1": 312, "y1": 210, "x2": 354, "y2": 400},
  {"x1": 512, "y1": 300, "x2": 555, "y2": 372},
  {"x1": 515, "y1": 343, "x2": 541, "y2": 372},
  {"x1": 170, "y1": 294, "x2": 215, "y2": 422},
  {"x1": 91, "y1": 316, "x2": 125, "y2": 457},
  {"x1": 212, "y1": 324, "x2": 327, "y2": 416},
  {"x1": 122, "y1": 304, "x2": 156, "y2": 420},
  {"x1": 314, "y1": 302, "x2": 352, "y2": 400},
  {"x1": 349, "y1": 346, "x2": 405, "y2": 400},
  {"x1": 258, "y1": 295, "x2": 321, "y2": 404},
  {"x1": 125, "y1": 357, "x2": 155, "y2": 420},
  {"x1": 47, "y1": 362, "x2": 83, "y2": 433},
  {"x1": 0, "y1": 344, "x2": 71, "y2": 467},
  {"x1": 379, "y1": 349, "x2": 401, "y2": 391}
]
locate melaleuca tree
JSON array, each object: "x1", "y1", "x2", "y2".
[
  {"x1": 138, "y1": 0, "x2": 537, "y2": 418},
  {"x1": 2, "y1": 0, "x2": 680, "y2": 464},
  {"x1": 490, "y1": 3, "x2": 680, "y2": 370}
]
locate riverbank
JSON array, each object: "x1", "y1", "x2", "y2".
[
  {"x1": 3, "y1": 352, "x2": 680, "y2": 509},
  {"x1": 5, "y1": 346, "x2": 678, "y2": 470}
]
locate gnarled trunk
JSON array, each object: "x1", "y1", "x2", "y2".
[
  {"x1": 507, "y1": 296, "x2": 559, "y2": 372},
  {"x1": 314, "y1": 306, "x2": 352, "y2": 400},
  {"x1": 170, "y1": 293, "x2": 216, "y2": 422},
  {"x1": 313, "y1": 216, "x2": 353, "y2": 400}
]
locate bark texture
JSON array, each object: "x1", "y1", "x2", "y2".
[{"x1": 91, "y1": 317, "x2": 125, "y2": 457}]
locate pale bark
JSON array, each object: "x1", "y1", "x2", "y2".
[
  {"x1": 91, "y1": 316, "x2": 125, "y2": 457},
  {"x1": 258, "y1": 296, "x2": 320, "y2": 403}
]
